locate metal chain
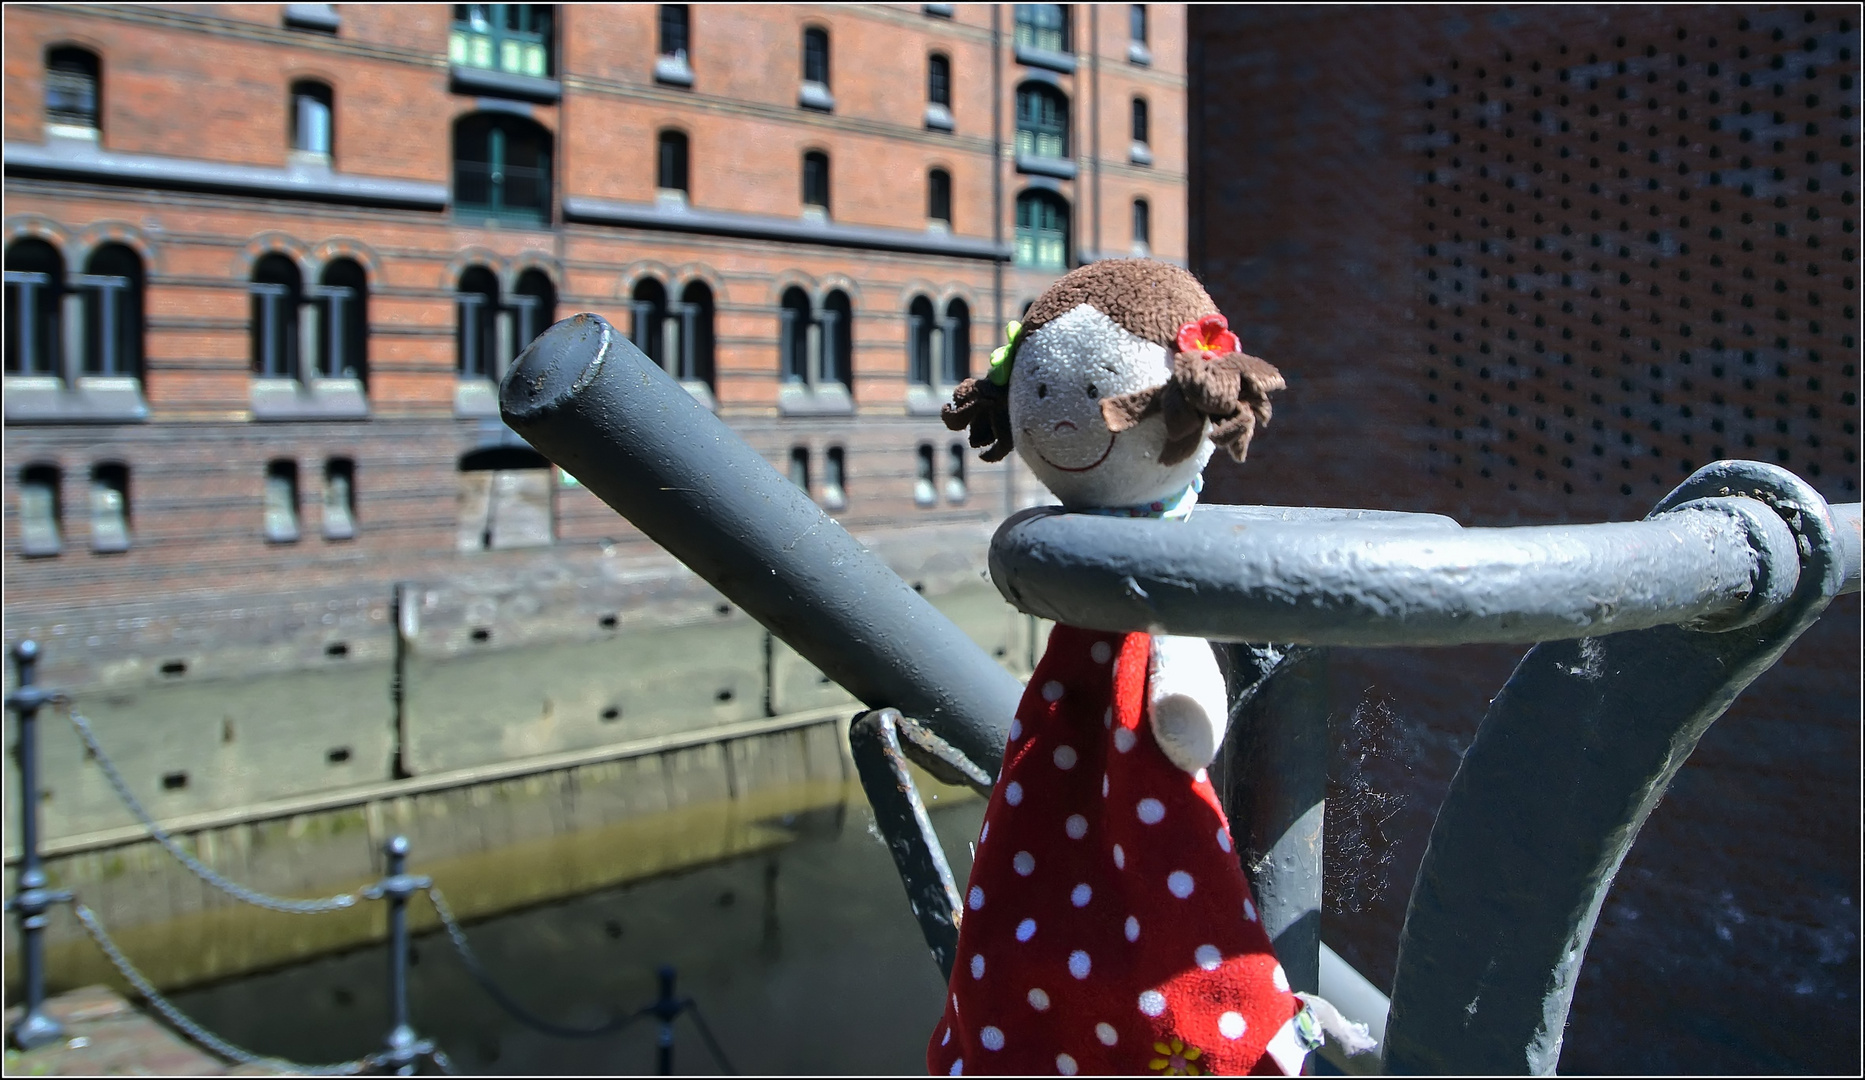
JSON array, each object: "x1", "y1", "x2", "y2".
[
  {"x1": 422, "y1": 885, "x2": 650, "y2": 1040},
  {"x1": 69, "y1": 901, "x2": 385, "y2": 1075},
  {"x1": 59, "y1": 704, "x2": 361, "y2": 914}
]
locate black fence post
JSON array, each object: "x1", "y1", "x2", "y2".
[
  {"x1": 374, "y1": 835, "x2": 433, "y2": 1075},
  {"x1": 7, "y1": 640, "x2": 68, "y2": 1051}
]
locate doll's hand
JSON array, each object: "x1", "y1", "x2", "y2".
[{"x1": 1148, "y1": 635, "x2": 1230, "y2": 773}]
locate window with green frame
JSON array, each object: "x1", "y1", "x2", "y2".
[
  {"x1": 450, "y1": 4, "x2": 554, "y2": 79},
  {"x1": 1015, "y1": 84, "x2": 1068, "y2": 160},
  {"x1": 1014, "y1": 4, "x2": 1068, "y2": 53},
  {"x1": 454, "y1": 113, "x2": 553, "y2": 225},
  {"x1": 1015, "y1": 190, "x2": 1069, "y2": 270}
]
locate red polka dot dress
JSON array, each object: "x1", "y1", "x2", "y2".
[{"x1": 926, "y1": 626, "x2": 1305, "y2": 1077}]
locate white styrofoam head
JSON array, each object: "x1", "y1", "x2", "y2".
[{"x1": 1008, "y1": 304, "x2": 1212, "y2": 509}]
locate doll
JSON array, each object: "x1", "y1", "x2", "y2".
[{"x1": 930, "y1": 259, "x2": 1327, "y2": 1076}]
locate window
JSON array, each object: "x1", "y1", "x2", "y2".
[
  {"x1": 928, "y1": 168, "x2": 952, "y2": 227},
  {"x1": 5, "y1": 239, "x2": 65, "y2": 377},
  {"x1": 18, "y1": 464, "x2": 62, "y2": 557},
  {"x1": 45, "y1": 47, "x2": 100, "y2": 131},
  {"x1": 1132, "y1": 97, "x2": 1149, "y2": 146},
  {"x1": 908, "y1": 295, "x2": 937, "y2": 387},
  {"x1": 779, "y1": 288, "x2": 851, "y2": 394},
  {"x1": 630, "y1": 277, "x2": 670, "y2": 371},
  {"x1": 803, "y1": 27, "x2": 830, "y2": 86},
  {"x1": 659, "y1": 4, "x2": 689, "y2": 59},
  {"x1": 942, "y1": 297, "x2": 971, "y2": 385},
  {"x1": 779, "y1": 287, "x2": 813, "y2": 383},
  {"x1": 456, "y1": 266, "x2": 500, "y2": 380},
  {"x1": 1015, "y1": 84, "x2": 1069, "y2": 160},
  {"x1": 821, "y1": 289, "x2": 852, "y2": 389},
  {"x1": 928, "y1": 54, "x2": 951, "y2": 108},
  {"x1": 90, "y1": 462, "x2": 130, "y2": 553},
  {"x1": 1015, "y1": 190, "x2": 1070, "y2": 269},
  {"x1": 1131, "y1": 4, "x2": 1148, "y2": 43},
  {"x1": 456, "y1": 447, "x2": 553, "y2": 551},
  {"x1": 450, "y1": 4, "x2": 554, "y2": 79},
  {"x1": 1132, "y1": 198, "x2": 1151, "y2": 253},
  {"x1": 675, "y1": 280, "x2": 716, "y2": 389},
  {"x1": 511, "y1": 268, "x2": 555, "y2": 358},
  {"x1": 946, "y1": 442, "x2": 968, "y2": 503},
  {"x1": 454, "y1": 113, "x2": 553, "y2": 226},
  {"x1": 264, "y1": 459, "x2": 300, "y2": 543},
  {"x1": 250, "y1": 254, "x2": 303, "y2": 379},
  {"x1": 915, "y1": 444, "x2": 937, "y2": 506},
  {"x1": 290, "y1": 81, "x2": 333, "y2": 157},
  {"x1": 77, "y1": 244, "x2": 144, "y2": 381},
  {"x1": 823, "y1": 446, "x2": 847, "y2": 511},
  {"x1": 788, "y1": 446, "x2": 810, "y2": 493},
  {"x1": 802, "y1": 150, "x2": 830, "y2": 213},
  {"x1": 323, "y1": 458, "x2": 355, "y2": 540},
  {"x1": 657, "y1": 130, "x2": 689, "y2": 195},
  {"x1": 313, "y1": 258, "x2": 367, "y2": 382},
  {"x1": 1014, "y1": 5, "x2": 1068, "y2": 53}
]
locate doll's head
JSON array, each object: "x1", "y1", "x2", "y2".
[{"x1": 943, "y1": 259, "x2": 1285, "y2": 510}]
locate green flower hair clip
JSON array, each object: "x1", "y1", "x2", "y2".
[{"x1": 986, "y1": 320, "x2": 1024, "y2": 386}]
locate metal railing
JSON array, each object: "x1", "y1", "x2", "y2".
[
  {"x1": 5, "y1": 642, "x2": 735, "y2": 1074},
  {"x1": 500, "y1": 312, "x2": 1862, "y2": 1075}
]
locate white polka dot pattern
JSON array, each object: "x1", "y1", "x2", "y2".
[
  {"x1": 1136, "y1": 798, "x2": 1165, "y2": 824},
  {"x1": 1070, "y1": 883, "x2": 1092, "y2": 907},
  {"x1": 1195, "y1": 944, "x2": 1222, "y2": 971},
  {"x1": 968, "y1": 886, "x2": 985, "y2": 910},
  {"x1": 981, "y1": 1026, "x2": 1004, "y2": 1051},
  {"x1": 1068, "y1": 950, "x2": 1092, "y2": 979},
  {"x1": 1028, "y1": 988, "x2": 1050, "y2": 1011},
  {"x1": 1057, "y1": 1052, "x2": 1078, "y2": 1075},
  {"x1": 1103, "y1": 706, "x2": 1113, "y2": 728},
  {"x1": 1112, "y1": 844, "x2": 1126, "y2": 869},
  {"x1": 1013, "y1": 851, "x2": 1035, "y2": 876},
  {"x1": 1217, "y1": 827, "x2": 1231, "y2": 853},
  {"x1": 1004, "y1": 781, "x2": 1024, "y2": 806},
  {"x1": 1053, "y1": 744, "x2": 1078, "y2": 770},
  {"x1": 1095, "y1": 1022, "x2": 1119, "y2": 1046},
  {"x1": 1272, "y1": 964, "x2": 1290, "y2": 992},
  {"x1": 1138, "y1": 990, "x2": 1167, "y2": 1017},
  {"x1": 1090, "y1": 641, "x2": 1113, "y2": 663},
  {"x1": 1016, "y1": 918, "x2": 1037, "y2": 942},
  {"x1": 971, "y1": 954, "x2": 985, "y2": 979},
  {"x1": 1167, "y1": 871, "x2": 1195, "y2": 898},
  {"x1": 1065, "y1": 814, "x2": 1088, "y2": 839},
  {"x1": 1009, "y1": 718, "x2": 1023, "y2": 741},
  {"x1": 1124, "y1": 915, "x2": 1140, "y2": 941},
  {"x1": 949, "y1": 1058, "x2": 963, "y2": 1075},
  {"x1": 1113, "y1": 727, "x2": 1137, "y2": 753},
  {"x1": 1041, "y1": 680, "x2": 1065, "y2": 702},
  {"x1": 1219, "y1": 1012, "x2": 1247, "y2": 1040},
  {"x1": 1244, "y1": 899, "x2": 1257, "y2": 922}
]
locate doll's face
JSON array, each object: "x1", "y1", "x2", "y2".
[{"x1": 1009, "y1": 304, "x2": 1213, "y2": 509}]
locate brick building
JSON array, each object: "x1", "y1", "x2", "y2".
[{"x1": 2, "y1": 3, "x2": 1187, "y2": 689}]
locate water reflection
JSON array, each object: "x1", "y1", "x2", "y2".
[{"x1": 171, "y1": 798, "x2": 985, "y2": 1075}]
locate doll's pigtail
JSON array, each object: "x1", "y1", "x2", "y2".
[{"x1": 943, "y1": 377, "x2": 1016, "y2": 462}]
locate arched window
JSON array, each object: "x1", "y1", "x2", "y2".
[
  {"x1": 323, "y1": 457, "x2": 356, "y2": 540},
  {"x1": 657, "y1": 129, "x2": 689, "y2": 195},
  {"x1": 456, "y1": 266, "x2": 500, "y2": 380},
  {"x1": 778, "y1": 286, "x2": 812, "y2": 383},
  {"x1": 802, "y1": 150, "x2": 830, "y2": 213},
  {"x1": 677, "y1": 280, "x2": 716, "y2": 390},
  {"x1": 512, "y1": 268, "x2": 555, "y2": 357},
  {"x1": 1131, "y1": 96, "x2": 1149, "y2": 146},
  {"x1": 5, "y1": 239, "x2": 67, "y2": 377},
  {"x1": 314, "y1": 258, "x2": 367, "y2": 383},
  {"x1": 823, "y1": 446, "x2": 847, "y2": 510},
  {"x1": 290, "y1": 80, "x2": 333, "y2": 157},
  {"x1": 802, "y1": 27, "x2": 830, "y2": 86},
  {"x1": 250, "y1": 253, "x2": 303, "y2": 378},
  {"x1": 1131, "y1": 4, "x2": 1148, "y2": 44},
  {"x1": 18, "y1": 463, "x2": 63, "y2": 557},
  {"x1": 454, "y1": 113, "x2": 553, "y2": 226},
  {"x1": 821, "y1": 289, "x2": 852, "y2": 389},
  {"x1": 1013, "y1": 4, "x2": 1068, "y2": 53},
  {"x1": 45, "y1": 46, "x2": 100, "y2": 131},
  {"x1": 79, "y1": 244, "x2": 144, "y2": 380},
  {"x1": 264, "y1": 459, "x2": 300, "y2": 543},
  {"x1": 946, "y1": 442, "x2": 968, "y2": 503},
  {"x1": 456, "y1": 446, "x2": 553, "y2": 551},
  {"x1": 1015, "y1": 84, "x2": 1068, "y2": 160},
  {"x1": 1132, "y1": 198, "x2": 1152, "y2": 254},
  {"x1": 943, "y1": 297, "x2": 971, "y2": 385},
  {"x1": 915, "y1": 443, "x2": 937, "y2": 506},
  {"x1": 659, "y1": 4, "x2": 690, "y2": 60},
  {"x1": 90, "y1": 461, "x2": 130, "y2": 553},
  {"x1": 928, "y1": 53, "x2": 951, "y2": 107},
  {"x1": 1015, "y1": 190, "x2": 1070, "y2": 270},
  {"x1": 630, "y1": 277, "x2": 670, "y2": 370},
  {"x1": 788, "y1": 445, "x2": 810, "y2": 492},
  {"x1": 908, "y1": 295, "x2": 937, "y2": 387},
  {"x1": 928, "y1": 168, "x2": 952, "y2": 227}
]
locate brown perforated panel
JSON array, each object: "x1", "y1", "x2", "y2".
[{"x1": 1414, "y1": 9, "x2": 1860, "y2": 501}]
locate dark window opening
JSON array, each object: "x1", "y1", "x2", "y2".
[
  {"x1": 823, "y1": 446, "x2": 847, "y2": 510},
  {"x1": 1133, "y1": 198, "x2": 1152, "y2": 250},
  {"x1": 657, "y1": 129, "x2": 689, "y2": 194},
  {"x1": 511, "y1": 268, "x2": 556, "y2": 358},
  {"x1": 631, "y1": 278, "x2": 670, "y2": 372},
  {"x1": 456, "y1": 266, "x2": 500, "y2": 380},
  {"x1": 1016, "y1": 190, "x2": 1071, "y2": 269},
  {"x1": 659, "y1": 4, "x2": 689, "y2": 59},
  {"x1": 290, "y1": 80, "x2": 333, "y2": 156},
  {"x1": 779, "y1": 287, "x2": 812, "y2": 383},
  {"x1": 458, "y1": 446, "x2": 553, "y2": 551},
  {"x1": 1014, "y1": 4, "x2": 1068, "y2": 53},
  {"x1": 803, "y1": 150, "x2": 831, "y2": 211},
  {"x1": 250, "y1": 254, "x2": 303, "y2": 379},
  {"x1": 46, "y1": 47, "x2": 100, "y2": 129},
  {"x1": 1132, "y1": 96, "x2": 1149, "y2": 145},
  {"x1": 314, "y1": 258, "x2": 368, "y2": 383},
  {"x1": 450, "y1": 4, "x2": 554, "y2": 78},
  {"x1": 1016, "y1": 83, "x2": 1069, "y2": 159},
  {"x1": 5, "y1": 239, "x2": 66, "y2": 377},
  {"x1": 454, "y1": 112, "x2": 553, "y2": 226},
  {"x1": 943, "y1": 297, "x2": 971, "y2": 384},
  {"x1": 909, "y1": 295, "x2": 937, "y2": 387},
  {"x1": 90, "y1": 462, "x2": 130, "y2": 553},
  {"x1": 821, "y1": 289, "x2": 853, "y2": 388},
  {"x1": 915, "y1": 444, "x2": 937, "y2": 505},
  {"x1": 677, "y1": 280, "x2": 716, "y2": 388},
  {"x1": 18, "y1": 463, "x2": 62, "y2": 557},
  {"x1": 323, "y1": 457, "x2": 356, "y2": 540},
  {"x1": 80, "y1": 244, "x2": 145, "y2": 380},
  {"x1": 1131, "y1": 4, "x2": 1148, "y2": 44},
  {"x1": 803, "y1": 27, "x2": 830, "y2": 86},
  {"x1": 265, "y1": 459, "x2": 300, "y2": 543},
  {"x1": 929, "y1": 53, "x2": 951, "y2": 107},
  {"x1": 929, "y1": 168, "x2": 953, "y2": 226},
  {"x1": 788, "y1": 445, "x2": 810, "y2": 492}
]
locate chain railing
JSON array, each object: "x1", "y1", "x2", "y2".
[{"x1": 5, "y1": 640, "x2": 736, "y2": 1076}]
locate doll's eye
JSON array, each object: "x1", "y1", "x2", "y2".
[
  {"x1": 1037, "y1": 382, "x2": 1048, "y2": 398},
  {"x1": 1085, "y1": 383, "x2": 1099, "y2": 398}
]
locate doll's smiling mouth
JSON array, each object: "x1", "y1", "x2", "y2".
[{"x1": 1034, "y1": 434, "x2": 1117, "y2": 472}]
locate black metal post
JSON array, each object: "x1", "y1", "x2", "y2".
[
  {"x1": 653, "y1": 965, "x2": 679, "y2": 1076},
  {"x1": 374, "y1": 835, "x2": 433, "y2": 1076},
  {"x1": 8, "y1": 640, "x2": 66, "y2": 1051}
]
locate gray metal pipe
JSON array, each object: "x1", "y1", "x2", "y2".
[
  {"x1": 501, "y1": 313, "x2": 1022, "y2": 774},
  {"x1": 989, "y1": 494, "x2": 1859, "y2": 647}
]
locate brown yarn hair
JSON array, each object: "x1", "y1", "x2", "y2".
[{"x1": 942, "y1": 259, "x2": 1283, "y2": 465}]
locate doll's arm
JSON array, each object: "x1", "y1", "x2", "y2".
[{"x1": 1147, "y1": 635, "x2": 1230, "y2": 773}]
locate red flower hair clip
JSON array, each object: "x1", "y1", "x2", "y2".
[{"x1": 1176, "y1": 313, "x2": 1241, "y2": 358}]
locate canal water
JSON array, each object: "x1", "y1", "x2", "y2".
[{"x1": 169, "y1": 798, "x2": 986, "y2": 1075}]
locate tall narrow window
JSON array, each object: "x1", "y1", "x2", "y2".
[
  {"x1": 928, "y1": 168, "x2": 953, "y2": 228},
  {"x1": 456, "y1": 266, "x2": 500, "y2": 380},
  {"x1": 630, "y1": 277, "x2": 670, "y2": 371},
  {"x1": 314, "y1": 258, "x2": 367, "y2": 383},
  {"x1": 264, "y1": 459, "x2": 300, "y2": 543},
  {"x1": 928, "y1": 53, "x2": 951, "y2": 107},
  {"x1": 1015, "y1": 190, "x2": 1070, "y2": 270},
  {"x1": 1013, "y1": 5, "x2": 1068, "y2": 53},
  {"x1": 942, "y1": 297, "x2": 971, "y2": 385},
  {"x1": 803, "y1": 27, "x2": 830, "y2": 86},
  {"x1": 450, "y1": 4, "x2": 554, "y2": 78},
  {"x1": 659, "y1": 4, "x2": 689, "y2": 59},
  {"x1": 823, "y1": 446, "x2": 847, "y2": 511},
  {"x1": 802, "y1": 150, "x2": 830, "y2": 213},
  {"x1": 1015, "y1": 84, "x2": 1069, "y2": 160},
  {"x1": 915, "y1": 444, "x2": 937, "y2": 506},
  {"x1": 1131, "y1": 5, "x2": 1148, "y2": 44},
  {"x1": 676, "y1": 280, "x2": 716, "y2": 389},
  {"x1": 1132, "y1": 198, "x2": 1151, "y2": 253},
  {"x1": 657, "y1": 130, "x2": 689, "y2": 195},
  {"x1": 454, "y1": 113, "x2": 553, "y2": 226},
  {"x1": 1132, "y1": 97, "x2": 1149, "y2": 146},
  {"x1": 78, "y1": 244, "x2": 144, "y2": 381},
  {"x1": 89, "y1": 462, "x2": 130, "y2": 553},
  {"x1": 290, "y1": 81, "x2": 333, "y2": 157},
  {"x1": 788, "y1": 446, "x2": 810, "y2": 493},
  {"x1": 323, "y1": 457, "x2": 356, "y2": 540},
  {"x1": 821, "y1": 289, "x2": 853, "y2": 389},
  {"x1": 18, "y1": 464, "x2": 63, "y2": 557},
  {"x1": 946, "y1": 442, "x2": 968, "y2": 503},
  {"x1": 5, "y1": 239, "x2": 66, "y2": 377},
  {"x1": 457, "y1": 447, "x2": 553, "y2": 551},
  {"x1": 511, "y1": 269, "x2": 556, "y2": 359},
  {"x1": 45, "y1": 47, "x2": 100, "y2": 131},
  {"x1": 908, "y1": 295, "x2": 937, "y2": 387},
  {"x1": 779, "y1": 287, "x2": 812, "y2": 383},
  {"x1": 250, "y1": 254, "x2": 303, "y2": 379}
]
